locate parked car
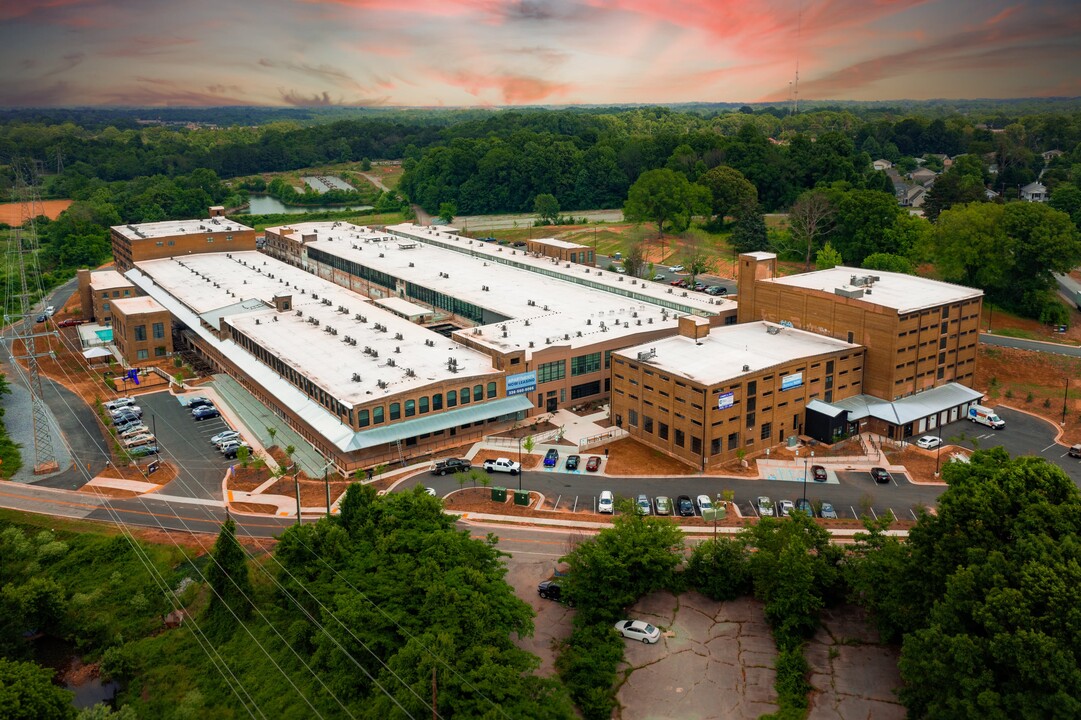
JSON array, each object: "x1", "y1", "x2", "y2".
[
  {"x1": 35, "y1": 314, "x2": 47, "y2": 323},
  {"x1": 1070, "y1": 444, "x2": 1081, "y2": 458},
  {"x1": 109, "y1": 405, "x2": 142, "y2": 418},
  {"x1": 598, "y1": 490, "x2": 614, "y2": 514},
  {"x1": 57, "y1": 318, "x2": 87, "y2": 328},
  {"x1": 112, "y1": 411, "x2": 142, "y2": 426},
  {"x1": 115, "y1": 419, "x2": 145, "y2": 434},
  {"x1": 44, "y1": 305, "x2": 55, "y2": 316},
  {"x1": 129, "y1": 445, "x2": 160, "y2": 457},
  {"x1": 543, "y1": 449, "x2": 559, "y2": 467},
  {"x1": 636, "y1": 494, "x2": 651, "y2": 515},
  {"x1": 916, "y1": 435, "x2": 942, "y2": 449},
  {"x1": 565, "y1": 455, "x2": 580, "y2": 471},
  {"x1": 210, "y1": 429, "x2": 241, "y2": 445},
  {"x1": 697, "y1": 495, "x2": 713, "y2": 513},
  {"x1": 482, "y1": 457, "x2": 520, "y2": 474},
  {"x1": 777, "y1": 500, "x2": 795, "y2": 517},
  {"x1": 186, "y1": 397, "x2": 214, "y2": 409},
  {"x1": 538, "y1": 579, "x2": 566, "y2": 602},
  {"x1": 819, "y1": 502, "x2": 838, "y2": 519},
  {"x1": 652, "y1": 274, "x2": 666, "y2": 281},
  {"x1": 430, "y1": 457, "x2": 471, "y2": 476},
  {"x1": 676, "y1": 495, "x2": 695, "y2": 517},
  {"x1": 222, "y1": 443, "x2": 250, "y2": 460},
  {"x1": 104, "y1": 397, "x2": 136, "y2": 412},
  {"x1": 668, "y1": 264, "x2": 685, "y2": 272},
  {"x1": 614, "y1": 619, "x2": 661, "y2": 644},
  {"x1": 192, "y1": 406, "x2": 221, "y2": 421},
  {"x1": 693, "y1": 282, "x2": 707, "y2": 291},
  {"x1": 795, "y1": 498, "x2": 815, "y2": 517},
  {"x1": 812, "y1": 464, "x2": 827, "y2": 482},
  {"x1": 118, "y1": 425, "x2": 150, "y2": 440},
  {"x1": 585, "y1": 456, "x2": 601, "y2": 472},
  {"x1": 705, "y1": 286, "x2": 727, "y2": 296},
  {"x1": 757, "y1": 496, "x2": 773, "y2": 517},
  {"x1": 654, "y1": 496, "x2": 672, "y2": 516},
  {"x1": 871, "y1": 467, "x2": 892, "y2": 484},
  {"x1": 123, "y1": 434, "x2": 156, "y2": 448}
]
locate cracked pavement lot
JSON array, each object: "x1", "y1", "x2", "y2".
[{"x1": 616, "y1": 592, "x2": 779, "y2": 720}]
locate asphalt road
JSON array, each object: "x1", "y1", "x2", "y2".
[{"x1": 979, "y1": 332, "x2": 1081, "y2": 357}]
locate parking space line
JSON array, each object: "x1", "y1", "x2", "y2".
[
  {"x1": 909, "y1": 508, "x2": 918, "y2": 521},
  {"x1": 1041, "y1": 443, "x2": 1057, "y2": 453},
  {"x1": 850, "y1": 505, "x2": 858, "y2": 518},
  {"x1": 869, "y1": 507, "x2": 878, "y2": 521}
]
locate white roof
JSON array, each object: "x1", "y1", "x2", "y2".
[
  {"x1": 614, "y1": 321, "x2": 860, "y2": 386},
  {"x1": 530, "y1": 237, "x2": 589, "y2": 250},
  {"x1": 765, "y1": 266, "x2": 981, "y2": 314},
  {"x1": 297, "y1": 223, "x2": 732, "y2": 360},
  {"x1": 89, "y1": 270, "x2": 134, "y2": 290},
  {"x1": 374, "y1": 296, "x2": 433, "y2": 319},
  {"x1": 112, "y1": 217, "x2": 252, "y2": 241},
  {"x1": 129, "y1": 251, "x2": 498, "y2": 406},
  {"x1": 111, "y1": 297, "x2": 166, "y2": 314}
]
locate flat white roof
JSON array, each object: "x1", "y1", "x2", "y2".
[
  {"x1": 112, "y1": 217, "x2": 252, "y2": 241},
  {"x1": 89, "y1": 270, "x2": 133, "y2": 290},
  {"x1": 766, "y1": 265, "x2": 982, "y2": 314},
  {"x1": 130, "y1": 251, "x2": 498, "y2": 406},
  {"x1": 614, "y1": 321, "x2": 860, "y2": 386},
  {"x1": 530, "y1": 237, "x2": 589, "y2": 250},
  {"x1": 111, "y1": 297, "x2": 166, "y2": 314},
  {"x1": 375, "y1": 296, "x2": 433, "y2": 318},
  {"x1": 295, "y1": 222, "x2": 733, "y2": 360}
]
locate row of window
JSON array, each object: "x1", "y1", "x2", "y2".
[
  {"x1": 309, "y1": 246, "x2": 398, "y2": 294},
  {"x1": 100, "y1": 289, "x2": 133, "y2": 299},
  {"x1": 134, "y1": 347, "x2": 168, "y2": 360},
  {"x1": 132, "y1": 323, "x2": 166, "y2": 342},
  {"x1": 356, "y1": 383, "x2": 499, "y2": 427}
]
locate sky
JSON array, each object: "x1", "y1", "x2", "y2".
[{"x1": 1, "y1": 0, "x2": 1079, "y2": 107}]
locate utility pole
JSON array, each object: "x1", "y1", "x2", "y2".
[
  {"x1": 2, "y1": 163, "x2": 57, "y2": 474},
  {"x1": 1063, "y1": 376, "x2": 1070, "y2": 426},
  {"x1": 431, "y1": 665, "x2": 437, "y2": 720},
  {"x1": 287, "y1": 464, "x2": 300, "y2": 524}
]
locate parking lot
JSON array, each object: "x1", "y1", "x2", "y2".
[{"x1": 127, "y1": 391, "x2": 245, "y2": 499}]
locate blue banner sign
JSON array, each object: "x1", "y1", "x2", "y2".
[
  {"x1": 717, "y1": 391, "x2": 734, "y2": 410},
  {"x1": 781, "y1": 372, "x2": 803, "y2": 391},
  {"x1": 506, "y1": 371, "x2": 537, "y2": 396}
]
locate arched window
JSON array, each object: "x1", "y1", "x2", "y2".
[
  {"x1": 459, "y1": 387, "x2": 470, "y2": 404},
  {"x1": 358, "y1": 410, "x2": 370, "y2": 428},
  {"x1": 373, "y1": 406, "x2": 385, "y2": 424},
  {"x1": 473, "y1": 385, "x2": 483, "y2": 401},
  {"x1": 405, "y1": 399, "x2": 416, "y2": 417},
  {"x1": 390, "y1": 403, "x2": 401, "y2": 420},
  {"x1": 419, "y1": 396, "x2": 430, "y2": 414},
  {"x1": 432, "y1": 393, "x2": 443, "y2": 410},
  {"x1": 487, "y1": 382, "x2": 497, "y2": 398},
  {"x1": 447, "y1": 390, "x2": 457, "y2": 408}
]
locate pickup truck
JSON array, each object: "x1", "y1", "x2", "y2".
[
  {"x1": 430, "y1": 458, "x2": 471, "y2": 476},
  {"x1": 482, "y1": 457, "x2": 520, "y2": 475}
]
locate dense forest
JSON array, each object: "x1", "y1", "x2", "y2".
[{"x1": 3, "y1": 451, "x2": 1078, "y2": 718}]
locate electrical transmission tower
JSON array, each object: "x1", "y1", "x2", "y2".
[{"x1": 2, "y1": 161, "x2": 59, "y2": 474}]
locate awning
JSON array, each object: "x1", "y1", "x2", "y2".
[
  {"x1": 82, "y1": 347, "x2": 112, "y2": 359},
  {"x1": 806, "y1": 399, "x2": 845, "y2": 418},
  {"x1": 345, "y1": 395, "x2": 534, "y2": 451}
]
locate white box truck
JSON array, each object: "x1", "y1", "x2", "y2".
[{"x1": 968, "y1": 405, "x2": 1005, "y2": 429}]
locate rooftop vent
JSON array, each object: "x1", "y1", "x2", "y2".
[{"x1": 743, "y1": 364, "x2": 751, "y2": 372}]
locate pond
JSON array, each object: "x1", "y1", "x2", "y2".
[
  {"x1": 34, "y1": 635, "x2": 119, "y2": 709},
  {"x1": 243, "y1": 194, "x2": 374, "y2": 215}
]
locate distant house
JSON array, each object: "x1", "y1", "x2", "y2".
[
  {"x1": 1042, "y1": 149, "x2": 1064, "y2": 163},
  {"x1": 910, "y1": 167, "x2": 938, "y2": 186},
  {"x1": 872, "y1": 159, "x2": 893, "y2": 171},
  {"x1": 900, "y1": 184, "x2": 926, "y2": 208},
  {"x1": 1020, "y1": 182, "x2": 1048, "y2": 202},
  {"x1": 984, "y1": 187, "x2": 1000, "y2": 200}
]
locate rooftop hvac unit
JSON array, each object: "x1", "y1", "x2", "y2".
[
  {"x1": 395, "y1": 332, "x2": 403, "y2": 340},
  {"x1": 394, "y1": 346, "x2": 401, "y2": 353},
  {"x1": 405, "y1": 368, "x2": 416, "y2": 377},
  {"x1": 296, "y1": 310, "x2": 303, "y2": 317},
  {"x1": 352, "y1": 373, "x2": 362, "y2": 382},
  {"x1": 766, "y1": 326, "x2": 781, "y2": 335},
  {"x1": 387, "y1": 358, "x2": 396, "y2": 367},
  {"x1": 377, "y1": 380, "x2": 388, "y2": 389},
  {"x1": 255, "y1": 319, "x2": 261, "y2": 325},
  {"x1": 273, "y1": 316, "x2": 278, "y2": 322}
]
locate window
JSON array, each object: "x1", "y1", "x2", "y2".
[
  {"x1": 419, "y1": 397, "x2": 429, "y2": 414},
  {"x1": 474, "y1": 385, "x2": 483, "y2": 401},
  {"x1": 728, "y1": 432, "x2": 739, "y2": 450},
  {"x1": 447, "y1": 390, "x2": 457, "y2": 408},
  {"x1": 570, "y1": 352, "x2": 601, "y2": 376},
  {"x1": 206, "y1": 236, "x2": 214, "y2": 243},
  {"x1": 675, "y1": 429, "x2": 685, "y2": 447},
  {"x1": 134, "y1": 325, "x2": 146, "y2": 341},
  {"x1": 536, "y1": 360, "x2": 566, "y2": 383},
  {"x1": 604, "y1": 350, "x2": 612, "y2": 369},
  {"x1": 746, "y1": 412, "x2": 755, "y2": 428},
  {"x1": 571, "y1": 380, "x2": 600, "y2": 399},
  {"x1": 390, "y1": 403, "x2": 401, "y2": 420},
  {"x1": 432, "y1": 394, "x2": 443, "y2": 410},
  {"x1": 487, "y1": 382, "x2": 497, "y2": 398},
  {"x1": 826, "y1": 360, "x2": 834, "y2": 374},
  {"x1": 459, "y1": 387, "x2": 470, "y2": 404},
  {"x1": 747, "y1": 380, "x2": 757, "y2": 396},
  {"x1": 136, "y1": 349, "x2": 148, "y2": 360},
  {"x1": 939, "y1": 336, "x2": 947, "y2": 349},
  {"x1": 691, "y1": 436, "x2": 702, "y2": 454},
  {"x1": 358, "y1": 410, "x2": 370, "y2": 428},
  {"x1": 102, "y1": 302, "x2": 110, "y2": 312},
  {"x1": 940, "y1": 321, "x2": 948, "y2": 334},
  {"x1": 847, "y1": 331, "x2": 854, "y2": 343},
  {"x1": 153, "y1": 322, "x2": 165, "y2": 339},
  {"x1": 154, "y1": 346, "x2": 166, "y2": 357},
  {"x1": 659, "y1": 422, "x2": 669, "y2": 440},
  {"x1": 628, "y1": 409, "x2": 638, "y2": 427},
  {"x1": 644, "y1": 416, "x2": 654, "y2": 433},
  {"x1": 710, "y1": 437, "x2": 722, "y2": 455},
  {"x1": 405, "y1": 400, "x2": 416, "y2": 417},
  {"x1": 373, "y1": 406, "x2": 385, "y2": 424},
  {"x1": 760, "y1": 422, "x2": 772, "y2": 440}
]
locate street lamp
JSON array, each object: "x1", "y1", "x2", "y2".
[
  {"x1": 802, "y1": 451, "x2": 813, "y2": 506},
  {"x1": 517, "y1": 435, "x2": 523, "y2": 492},
  {"x1": 935, "y1": 421, "x2": 943, "y2": 476}
]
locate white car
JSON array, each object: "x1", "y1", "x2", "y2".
[
  {"x1": 668, "y1": 264, "x2": 685, "y2": 272},
  {"x1": 104, "y1": 397, "x2": 136, "y2": 412},
  {"x1": 615, "y1": 619, "x2": 661, "y2": 644},
  {"x1": 778, "y1": 500, "x2": 795, "y2": 517},
  {"x1": 916, "y1": 435, "x2": 942, "y2": 449},
  {"x1": 598, "y1": 490, "x2": 614, "y2": 514},
  {"x1": 45, "y1": 305, "x2": 55, "y2": 316},
  {"x1": 696, "y1": 495, "x2": 713, "y2": 512},
  {"x1": 211, "y1": 430, "x2": 241, "y2": 445},
  {"x1": 757, "y1": 496, "x2": 773, "y2": 517}
]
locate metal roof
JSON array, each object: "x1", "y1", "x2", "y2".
[
  {"x1": 828, "y1": 383, "x2": 983, "y2": 426},
  {"x1": 345, "y1": 395, "x2": 533, "y2": 450}
]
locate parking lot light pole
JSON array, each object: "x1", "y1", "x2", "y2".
[
  {"x1": 935, "y1": 423, "x2": 943, "y2": 476},
  {"x1": 802, "y1": 451, "x2": 813, "y2": 506},
  {"x1": 517, "y1": 436, "x2": 523, "y2": 492}
]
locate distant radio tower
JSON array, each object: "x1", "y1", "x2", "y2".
[{"x1": 791, "y1": 1, "x2": 802, "y2": 116}]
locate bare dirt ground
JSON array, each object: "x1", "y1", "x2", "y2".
[
  {"x1": 976, "y1": 345, "x2": 1081, "y2": 445},
  {"x1": 604, "y1": 438, "x2": 697, "y2": 476},
  {"x1": 471, "y1": 449, "x2": 542, "y2": 471},
  {"x1": 984, "y1": 301, "x2": 1081, "y2": 346}
]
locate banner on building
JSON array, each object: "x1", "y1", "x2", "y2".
[
  {"x1": 506, "y1": 371, "x2": 537, "y2": 396},
  {"x1": 781, "y1": 372, "x2": 803, "y2": 391},
  {"x1": 717, "y1": 391, "x2": 735, "y2": 410}
]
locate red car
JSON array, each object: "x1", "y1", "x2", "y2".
[
  {"x1": 57, "y1": 318, "x2": 87, "y2": 328},
  {"x1": 585, "y1": 456, "x2": 601, "y2": 472}
]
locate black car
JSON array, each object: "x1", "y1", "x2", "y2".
[
  {"x1": 36, "y1": 314, "x2": 48, "y2": 323},
  {"x1": 192, "y1": 406, "x2": 221, "y2": 421},
  {"x1": 676, "y1": 495, "x2": 696, "y2": 517},
  {"x1": 186, "y1": 397, "x2": 214, "y2": 409},
  {"x1": 430, "y1": 458, "x2": 471, "y2": 476},
  {"x1": 871, "y1": 467, "x2": 892, "y2": 483},
  {"x1": 112, "y1": 411, "x2": 141, "y2": 426},
  {"x1": 565, "y1": 455, "x2": 580, "y2": 471},
  {"x1": 129, "y1": 445, "x2": 160, "y2": 457},
  {"x1": 538, "y1": 579, "x2": 563, "y2": 601}
]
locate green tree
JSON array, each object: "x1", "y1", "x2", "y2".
[
  {"x1": 697, "y1": 165, "x2": 757, "y2": 223},
  {"x1": 831, "y1": 189, "x2": 904, "y2": 264},
  {"x1": 0, "y1": 658, "x2": 75, "y2": 720},
  {"x1": 686, "y1": 537, "x2": 751, "y2": 601},
  {"x1": 206, "y1": 517, "x2": 252, "y2": 622},
  {"x1": 438, "y1": 201, "x2": 457, "y2": 224},
  {"x1": 683, "y1": 249, "x2": 713, "y2": 285},
  {"x1": 533, "y1": 193, "x2": 560, "y2": 225},
  {"x1": 861, "y1": 252, "x2": 913, "y2": 274},
  {"x1": 623, "y1": 168, "x2": 709, "y2": 238},
  {"x1": 1050, "y1": 184, "x2": 1081, "y2": 227},
  {"x1": 729, "y1": 203, "x2": 768, "y2": 253},
  {"x1": 922, "y1": 155, "x2": 987, "y2": 222},
  {"x1": 621, "y1": 242, "x2": 646, "y2": 279},
  {"x1": 815, "y1": 241, "x2": 843, "y2": 270}
]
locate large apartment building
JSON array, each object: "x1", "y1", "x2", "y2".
[{"x1": 110, "y1": 210, "x2": 256, "y2": 271}]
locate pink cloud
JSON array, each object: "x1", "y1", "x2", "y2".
[
  {"x1": 437, "y1": 69, "x2": 574, "y2": 103},
  {"x1": 0, "y1": 0, "x2": 97, "y2": 22}
]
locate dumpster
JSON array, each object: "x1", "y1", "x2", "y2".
[
  {"x1": 491, "y1": 486, "x2": 507, "y2": 502},
  {"x1": 513, "y1": 489, "x2": 530, "y2": 506}
]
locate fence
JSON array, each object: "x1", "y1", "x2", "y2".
[
  {"x1": 483, "y1": 427, "x2": 563, "y2": 448},
  {"x1": 579, "y1": 428, "x2": 627, "y2": 451}
]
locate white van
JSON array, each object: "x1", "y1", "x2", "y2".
[{"x1": 598, "y1": 490, "x2": 614, "y2": 514}]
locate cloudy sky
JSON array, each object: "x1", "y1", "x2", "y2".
[{"x1": 1, "y1": 0, "x2": 1079, "y2": 107}]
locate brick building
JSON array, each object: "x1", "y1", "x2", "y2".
[
  {"x1": 110, "y1": 214, "x2": 256, "y2": 271},
  {"x1": 110, "y1": 297, "x2": 173, "y2": 364}
]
